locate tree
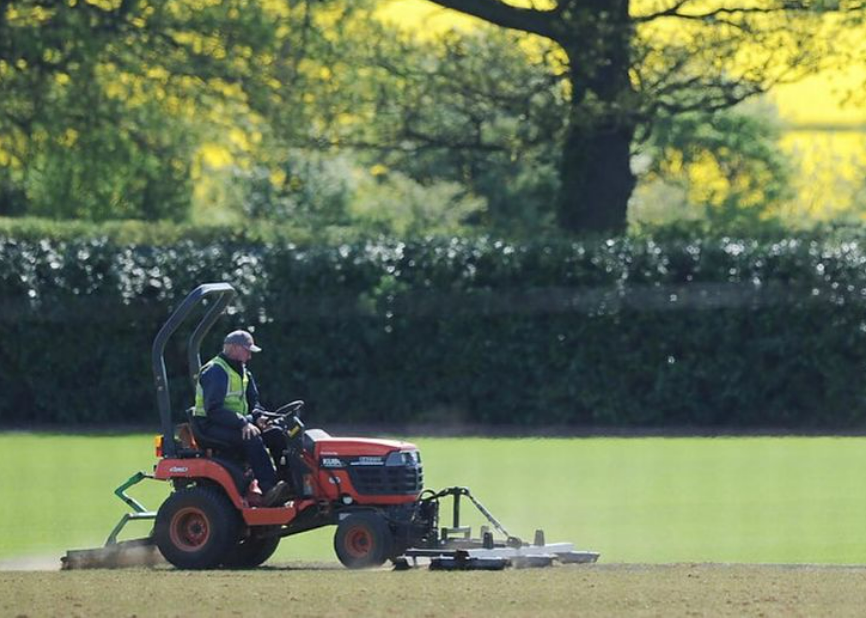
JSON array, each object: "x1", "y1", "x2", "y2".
[
  {"x1": 348, "y1": 27, "x2": 569, "y2": 235},
  {"x1": 249, "y1": 9, "x2": 572, "y2": 235},
  {"x1": 421, "y1": 0, "x2": 864, "y2": 234},
  {"x1": 0, "y1": 0, "x2": 277, "y2": 220},
  {"x1": 633, "y1": 103, "x2": 795, "y2": 228}
]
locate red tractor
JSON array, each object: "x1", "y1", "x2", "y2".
[{"x1": 63, "y1": 283, "x2": 598, "y2": 571}]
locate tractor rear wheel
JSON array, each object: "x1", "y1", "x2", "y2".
[
  {"x1": 334, "y1": 512, "x2": 393, "y2": 569},
  {"x1": 222, "y1": 533, "x2": 280, "y2": 569},
  {"x1": 154, "y1": 486, "x2": 239, "y2": 569}
]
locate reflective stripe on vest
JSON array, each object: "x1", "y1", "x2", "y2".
[{"x1": 193, "y1": 355, "x2": 249, "y2": 419}]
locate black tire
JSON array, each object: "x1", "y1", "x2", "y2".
[
  {"x1": 154, "y1": 486, "x2": 240, "y2": 569},
  {"x1": 334, "y1": 512, "x2": 393, "y2": 569},
  {"x1": 222, "y1": 534, "x2": 281, "y2": 569}
]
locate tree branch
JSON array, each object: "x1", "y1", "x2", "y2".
[
  {"x1": 637, "y1": 1, "x2": 864, "y2": 23},
  {"x1": 423, "y1": 0, "x2": 558, "y2": 40},
  {"x1": 634, "y1": 0, "x2": 693, "y2": 22}
]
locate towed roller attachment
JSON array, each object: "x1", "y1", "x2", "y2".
[
  {"x1": 400, "y1": 487, "x2": 600, "y2": 571},
  {"x1": 62, "y1": 538, "x2": 161, "y2": 570},
  {"x1": 62, "y1": 472, "x2": 164, "y2": 570}
]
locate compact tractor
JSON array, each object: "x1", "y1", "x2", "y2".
[{"x1": 63, "y1": 283, "x2": 599, "y2": 570}]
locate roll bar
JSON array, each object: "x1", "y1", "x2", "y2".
[{"x1": 151, "y1": 283, "x2": 237, "y2": 458}]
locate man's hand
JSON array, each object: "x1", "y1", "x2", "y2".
[
  {"x1": 255, "y1": 416, "x2": 271, "y2": 431},
  {"x1": 241, "y1": 422, "x2": 261, "y2": 440}
]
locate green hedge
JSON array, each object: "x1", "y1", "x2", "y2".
[{"x1": 2, "y1": 228, "x2": 866, "y2": 428}]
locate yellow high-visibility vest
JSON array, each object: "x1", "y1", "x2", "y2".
[{"x1": 193, "y1": 356, "x2": 249, "y2": 419}]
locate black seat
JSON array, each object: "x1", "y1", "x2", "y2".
[
  {"x1": 186, "y1": 408, "x2": 236, "y2": 451},
  {"x1": 184, "y1": 409, "x2": 251, "y2": 495}
]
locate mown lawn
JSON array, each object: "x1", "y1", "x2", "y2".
[{"x1": 2, "y1": 433, "x2": 866, "y2": 565}]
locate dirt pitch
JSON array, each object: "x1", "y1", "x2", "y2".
[{"x1": 2, "y1": 563, "x2": 866, "y2": 617}]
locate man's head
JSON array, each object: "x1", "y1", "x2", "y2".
[{"x1": 223, "y1": 330, "x2": 261, "y2": 363}]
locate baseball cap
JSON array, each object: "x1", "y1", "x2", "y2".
[{"x1": 224, "y1": 330, "x2": 262, "y2": 352}]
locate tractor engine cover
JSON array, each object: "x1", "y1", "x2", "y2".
[{"x1": 309, "y1": 433, "x2": 423, "y2": 504}]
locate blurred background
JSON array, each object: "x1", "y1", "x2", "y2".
[
  {"x1": 2, "y1": 0, "x2": 866, "y2": 565},
  {"x1": 2, "y1": 0, "x2": 866, "y2": 427}
]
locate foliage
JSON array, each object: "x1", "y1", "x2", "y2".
[
  {"x1": 2, "y1": 229, "x2": 866, "y2": 428},
  {"x1": 242, "y1": 19, "x2": 566, "y2": 236},
  {"x1": 0, "y1": 216, "x2": 350, "y2": 245},
  {"x1": 233, "y1": 152, "x2": 356, "y2": 226},
  {"x1": 2, "y1": 1, "x2": 862, "y2": 233},
  {"x1": 345, "y1": 26, "x2": 568, "y2": 235},
  {"x1": 0, "y1": 0, "x2": 284, "y2": 221},
  {"x1": 350, "y1": 171, "x2": 486, "y2": 236},
  {"x1": 632, "y1": 102, "x2": 796, "y2": 227},
  {"x1": 420, "y1": 0, "x2": 865, "y2": 232}
]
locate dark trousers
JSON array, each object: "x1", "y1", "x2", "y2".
[
  {"x1": 194, "y1": 420, "x2": 284, "y2": 493},
  {"x1": 260, "y1": 427, "x2": 289, "y2": 481}
]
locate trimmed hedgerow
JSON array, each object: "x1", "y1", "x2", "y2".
[{"x1": 2, "y1": 229, "x2": 866, "y2": 428}]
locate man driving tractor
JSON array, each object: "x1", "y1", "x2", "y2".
[{"x1": 192, "y1": 329, "x2": 291, "y2": 507}]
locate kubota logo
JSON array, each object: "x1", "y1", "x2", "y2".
[
  {"x1": 352, "y1": 456, "x2": 383, "y2": 466},
  {"x1": 169, "y1": 466, "x2": 189, "y2": 473}
]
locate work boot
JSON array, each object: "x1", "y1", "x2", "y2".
[
  {"x1": 261, "y1": 480, "x2": 291, "y2": 507},
  {"x1": 245, "y1": 479, "x2": 264, "y2": 507}
]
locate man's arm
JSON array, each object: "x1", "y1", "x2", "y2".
[
  {"x1": 201, "y1": 366, "x2": 247, "y2": 429},
  {"x1": 247, "y1": 371, "x2": 276, "y2": 430},
  {"x1": 246, "y1": 371, "x2": 267, "y2": 421}
]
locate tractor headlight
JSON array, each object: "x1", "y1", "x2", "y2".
[{"x1": 386, "y1": 449, "x2": 420, "y2": 466}]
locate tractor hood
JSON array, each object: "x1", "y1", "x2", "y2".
[
  {"x1": 304, "y1": 429, "x2": 424, "y2": 500},
  {"x1": 307, "y1": 430, "x2": 419, "y2": 459}
]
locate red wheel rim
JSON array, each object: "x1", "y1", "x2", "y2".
[
  {"x1": 169, "y1": 507, "x2": 211, "y2": 552},
  {"x1": 344, "y1": 526, "x2": 373, "y2": 558}
]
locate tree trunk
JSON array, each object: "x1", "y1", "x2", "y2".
[
  {"x1": 557, "y1": 116, "x2": 636, "y2": 234},
  {"x1": 556, "y1": 0, "x2": 636, "y2": 235}
]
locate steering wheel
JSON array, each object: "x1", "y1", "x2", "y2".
[{"x1": 274, "y1": 400, "x2": 305, "y2": 418}]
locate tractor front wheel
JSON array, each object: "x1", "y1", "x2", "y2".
[
  {"x1": 154, "y1": 486, "x2": 239, "y2": 569},
  {"x1": 334, "y1": 512, "x2": 393, "y2": 569}
]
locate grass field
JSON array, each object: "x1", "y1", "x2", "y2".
[{"x1": 2, "y1": 433, "x2": 866, "y2": 566}]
